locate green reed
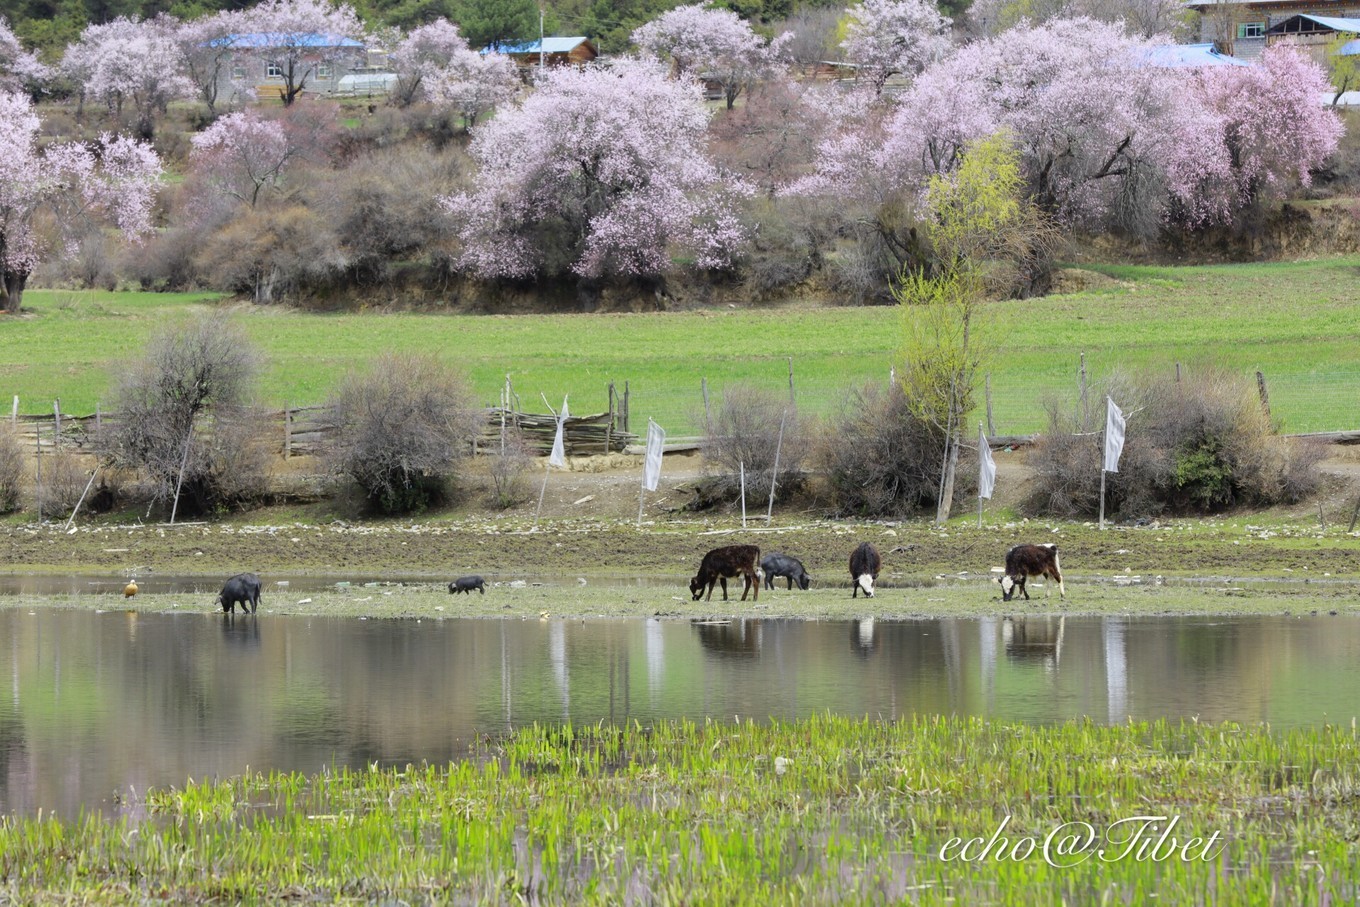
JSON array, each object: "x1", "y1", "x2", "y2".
[{"x1": 0, "y1": 716, "x2": 1356, "y2": 903}]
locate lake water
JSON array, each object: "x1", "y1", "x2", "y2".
[{"x1": 0, "y1": 610, "x2": 1356, "y2": 818}]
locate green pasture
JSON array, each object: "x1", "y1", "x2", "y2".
[
  {"x1": 0, "y1": 717, "x2": 1354, "y2": 904},
  {"x1": 4, "y1": 256, "x2": 1360, "y2": 434}
]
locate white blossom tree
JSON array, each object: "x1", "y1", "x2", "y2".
[
  {"x1": 0, "y1": 16, "x2": 49, "y2": 94},
  {"x1": 840, "y1": 0, "x2": 952, "y2": 95},
  {"x1": 176, "y1": 10, "x2": 255, "y2": 117},
  {"x1": 62, "y1": 15, "x2": 195, "y2": 138},
  {"x1": 445, "y1": 59, "x2": 751, "y2": 282},
  {"x1": 633, "y1": 3, "x2": 788, "y2": 108},
  {"x1": 1, "y1": 90, "x2": 162, "y2": 314}
]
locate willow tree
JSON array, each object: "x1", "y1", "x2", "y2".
[{"x1": 896, "y1": 132, "x2": 1048, "y2": 522}]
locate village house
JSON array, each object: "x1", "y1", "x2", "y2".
[
  {"x1": 214, "y1": 32, "x2": 371, "y2": 102},
  {"x1": 1187, "y1": 0, "x2": 1360, "y2": 61},
  {"x1": 483, "y1": 36, "x2": 599, "y2": 75}
]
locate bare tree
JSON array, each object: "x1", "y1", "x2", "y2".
[
  {"x1": 102, "y1": 313, "x2": 269, "y2": 516},
  {"x1": 323, "y1": 353, "x2": 480, "y2": 514},
  {"x1": 701, "y1": 382, "x2": 808, "y2": 506},
  {"x1": 0, "y1": 426, "x2": 23, "y2": 513},
  {"x1": 487, "y1": 424, "x2": 534, "y2": 509}
]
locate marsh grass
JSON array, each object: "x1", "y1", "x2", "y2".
[
  {"x1": 8, "y1": 257, "x2": 1360, "y2": 433},
  {"x1": 0, "y1": 717, "x2": 1354, "y2": 903}
]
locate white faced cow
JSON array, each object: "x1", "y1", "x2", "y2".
[
  {"x1": 850, "y1": 542, "x2": 881, "y2": 598},
  {"x1": 999, "y1": 543, "x2": 1065, "y2": 601}
]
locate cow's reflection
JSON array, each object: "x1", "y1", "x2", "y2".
[{"x1": 1002, "y1": 615, "x2": 1065, "y2": 669}]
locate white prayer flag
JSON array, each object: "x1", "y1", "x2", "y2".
[
  {"x1": 1104, "y1": 397, "x2": 1126, "y2": 473},
  {"x1": 548, "y1": 396, "x2": 569, "y2": 468},
  {"x1": 978, "y1": 425, "x2": 996, "y2": 500},
  {"x1": 642, "y1": 419, "x2": 666, "y2": 491}
]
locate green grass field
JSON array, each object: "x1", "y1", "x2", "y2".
[
  {"x1": 4, "y1": 256, "x2": 1360, "y2": 435},
  {"x1": 0, "y1": 717, "x2": 1353, "y2": 904}
]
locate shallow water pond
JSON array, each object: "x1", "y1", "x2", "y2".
[{"x1": 0, "y1": 610, "x2": 1357, "y2": 818}]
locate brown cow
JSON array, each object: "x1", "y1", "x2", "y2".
[
  {"x1": 850, "y1": 542, "x2": 881, "y2": 598},
  {"x1": 690, "y1": 544, "x2": 761, "y2": 602},
  {"x1": 999, "y1": 543, "x2": 1065, "y2": 601}
]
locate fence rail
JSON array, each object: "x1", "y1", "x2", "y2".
[{"x1": 6, "y1": 404, "x2": 637, "y2": 459}]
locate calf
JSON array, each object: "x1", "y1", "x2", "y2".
[
  {"x1": 849, "y1": 542, "x2": 881, "y2": 598},
  {"x1": 690, "y1": 544, "x2": 761, "y2": 602},
  {"x1": 217, "y1": 572, "x2": 262, "y2": 614},
  {"x1": 448, "y1": 575, "x2": 486, "y2": 595},
  {"x1": 760, "y1": 553, "x2": 811, "y2": 591},
  {"x1": 999, "y1": 544, "x2": 1066, "y2": 601}
]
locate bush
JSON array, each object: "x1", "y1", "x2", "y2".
[
  {"x1": 322, "y1": 354, "x2": 480, "y2": 514},
  {"x1": 817, "y1": 381, "x2": 970, "y2": 518},
  {"x1": 486, "y1": 423, "x2": 534, "y2": 509},
  {"x1": 700, "y1": 383, "x2": 808, "y2": 507},
  {"x1": 0, "y1": 427, "x2": 24, "y2": 513},
  {"x1": 101, "y1": 314, "x2": 270, "y2": 517},
  {"x1": 35, "y1": 447, "x2": 90, "y2": 517},
  {"x1": 1027, "y1": 366, "x2": 1325, "y2": 519}
]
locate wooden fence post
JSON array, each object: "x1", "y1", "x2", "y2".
[
  {"x1": 10, "y1": 396, "x2": 16, "y2": 425},
  {"x1": 702, "y1": 378, "x2": 711, "y2": 434},
  {"x1": 622, "y1": 381, "x2": 629, "y2": 434},
  {"x1": 53, "y1": 399, "x2": 61, "y2": 444},
  {"x1": 1078, "y1": 352, "x2": 1088, "y2": 429},
  {"x1": 787, "y1": 357, "x2": 795, "y2": 406},
  {"x1": 283, "y1": 404, "x2": 292, "y2": 458},
  {"x1": 95, "y1": 402, "x2": 101, "y2": 434},
  {"x1": 1256, "y1": 370, "x2": 1270, "y2": 419}
]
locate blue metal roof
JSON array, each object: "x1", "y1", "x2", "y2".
[
  {"x1": 1139, "y1": 43, "x2": 1250, "y2": 67},
  {"x1": 483, "y1": 36, "x2": 592, "y2": 55}
]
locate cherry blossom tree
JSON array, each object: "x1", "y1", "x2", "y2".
[
  {"x1": 445, "y1": 59, "x2": 751, "y2": 282},
  {"x1": 1, "y1": 17, "x2": 49, "y2": 94},
  {"x1": 1, "y1": 90, "x2": 162, "y2": 314},
  {"x1": 839, "y1": 0, "x2": 952, "y2": 95},
  {"x1": 62, "y1": 16, "x2": 195, "y2": 139},
  {"x1": 1194, "y1": 46, "x2": 1343, "y2": 213},
  {"x1": 425, "y1": 50, "x2": 518, "y2": 130},
  {"x1": 176, "y1": 10, "x2": 255, "y2": 117},
  {"x1": 236, "y1": 0, "x2": 365, "y2": 106},
  {"x1": 632, "y1": 3, "x2": 787, "y2": 108},
  {"x1": 388, "y1": 18, "x2": 469, "y2": 107}
]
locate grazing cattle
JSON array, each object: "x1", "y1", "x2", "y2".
[
  {"x1": 448, "y1": 575, "x2": 487, "y2": 595},
  {"x1": 690, "y1": 544, "x2": 761, "y2": 602},
  {"x1": 760, "y1": 553, "x2": 811, "y2": 591},
  {"x1": 849, "y1": 542, "x2": 881, "y2": 598},
  {"x1": 217, "y1": 572, "x2": 262, "y2": 614},
  {"x1": 999, "y1": 544, "x2": 1065, "y2": 601}
]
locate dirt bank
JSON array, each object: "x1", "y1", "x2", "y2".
[{"x1": 2, "y1": 447, "x2": 1358, "y2": 619}]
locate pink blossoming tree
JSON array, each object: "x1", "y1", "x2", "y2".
[
  {"x1": 445, "y1": 59, "x2": 751, "y2": 282},
  {"x1": 62, "y1": 16, "x2": 195, "y2": 139},
  {"x1": 388, "y1": 19, "x2": 470, "y2": 107},
  {"x1": 632, "y1": 3, "x2": 787, "y2": 108},
  {"x1": 839, "y1": 0, "x2": 952, "y2": 96},
  {"x1": 189, "y1": 109, "x2": 304, "y2": 208},
  {"x1": 1, "y1": 17, "x2": 49, "y2": 94},
  {"x1": 0, "y1": 91, "x2": 162, "y2": 314}
]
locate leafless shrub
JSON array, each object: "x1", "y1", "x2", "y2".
[
  {"x1": 817, "y1": 381, "x2": 957, "y2": 518},
  {"x1": 1027, "y1": 366, "x2": 1323, "y2": 519},
  {"x1": 193, "y1": 203, "x2": 347, "y2": 304},
  {"x1": 322, "y1": 354, "x2": 480, "y2": 514},
  {"x1": 309, "y1": 145, "x2": 462, "y2": 287},
  {"x1": 701, "y1": 383, "x2": 808, "y2": 506},
  {"x1": 487, "y1": 424, "x2": 534, "y2": 509},
  {"x1": 101, "y1": 313, "x2": 269, "y2": 516},
  {"x1": 35, "y1": 447, "x2": 90, "y2": 516},
  {"x1": 0, "y1": 427, "x2": 24, "y2": 513}
]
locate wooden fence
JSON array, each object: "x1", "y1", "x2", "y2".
[{"x1": 7, "y1": 401, "x2": 637, "y2": 459}]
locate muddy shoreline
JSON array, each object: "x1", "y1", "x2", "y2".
[{"x1": 2, "y1": 511, "x2": 1356, "y2": 618}]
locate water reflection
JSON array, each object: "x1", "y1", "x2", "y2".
[{"x1": 0, "y1": 611, "x2": 1357, "y2": 818}]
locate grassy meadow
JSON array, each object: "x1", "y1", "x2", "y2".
[
  {"x1": 5, "y1": 256, "x2": 1360, "y2": 435},
  {"x1": 0, "y1": 716, "x2": 1354, "y2": 904}
]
